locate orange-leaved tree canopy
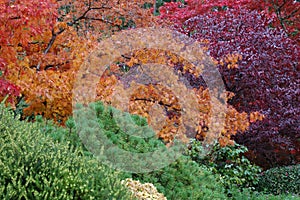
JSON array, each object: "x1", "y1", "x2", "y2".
[
  {"x1": 57, "y1": 0, "x2": 158, "y2": 39},
  {"x1": 1, "y1": 0, "x2": 157, "y2": 123},
  {"x1": 0, "y1": 0, "x2": 58, "y2": 106}
]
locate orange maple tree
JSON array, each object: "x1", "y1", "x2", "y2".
[
  {"x1": 57, "y1": 0, "x2": 158, "y2": 39},
  {"x1": 1, "y1": 0, "x2": 156, "y2": 123},
  {"x1": 0, "y1": 0, "x2": 58, "y2": 106}
]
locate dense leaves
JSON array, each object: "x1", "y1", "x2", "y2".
[
  {"x1": 0, "y1": 78, "x2": 20, "y2": 106},
  {"x1": 57, "y1": 0, "x2": 158, "y2": 39},
  {"x1": 131, "y1": 157, "x2": 227, "y2": 200},
  {"x1": 0, "y1": 0, "x2": 157, "y2": 123},
  {"x1": 160, "y1": 0, "x2": 300, "y2": 41},
  {"x1": 0, "y1": 0, "x2": 57, "y2": 106},
  {"x1": 257, "y1": 164, "x2": 300, "y2": 195},
  {"x1": 0, "y1": 0, "x2": 78, "y2": 122},
  {"x1": 2, "y1": 0, "x2": 299, "y2": 170},
  {"x1": 265, "y1": 0, "x2": 300, "y2": 41},
  {"x1": 1, "y1": 0, "x2": 300, "y2": 198},
  {"x1": 1, "y1": 0, "x2": 264, "y2": 147},
  {"x1": 0, "y1": 102, "x2": 133, "y2": 199},
  {"x1": 185, "y1": 140, "x2": 262, "y2": 193},
  {"x1": 95, "y1": 48, "x2": 263, "y2": 145},
  {"x1": 160, "y1": 2, "x2": 300, "y2": 168}
]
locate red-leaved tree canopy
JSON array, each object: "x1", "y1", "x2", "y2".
[{"x1": 159, "y1": 0, "x2": 300, "y2": 169}]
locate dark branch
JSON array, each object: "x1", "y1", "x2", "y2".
[
  {"x1": 82, "y1": 16, "x2": 113, "y2": 24},
  {"x1": 67, "y1": 5, "x2": 112, "y2": 26},
  {"x1": 133, "y1": 98, "x2": 182, "y2": 112},
  {"x1": 36, "y1": 1, "x2": 111, "y2": 71},
  {"x1": 36, "y1": 28, "x2": 65, "y2": 71}
]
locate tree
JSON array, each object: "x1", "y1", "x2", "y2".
[
  {"x1": 57, "y1": 0, "x2": 158, "y2": 39},
  {"x1": 159, "y1": 1, "x2": 300, "y2": 168},
  {"x1": 159, "y1": 0, "x2": 299, "y2": 42},
  {"x1": 0, "y1": 0, "x2": 57, "y2": 106},
  {"x1": 94, "y1": 47, "x2": 263, "y2": 146},
  {"x1": 265, "y1": 0, "x2": 300, "y2": 42},
  {"x1": 0, "y1": 0, "x2": 157, "y2": 123},
  {"x1": 1, "y1": 0, "x2": 266, "y2": 149}
]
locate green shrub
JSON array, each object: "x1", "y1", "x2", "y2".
[
  {"x1": 229, "y1": 186, "x2": 300, "y2": 200},
  {"x1": 0, "y1": 102, "x2": 133, "y2": 199},
  {"x1": 185, "y1": 139, "x2": 262, "y2": 192},
  {"x1": 74, "y1": 102, "x2": 227, "y2": 199},
  {"x1": 257, "y1": 164, "x2": 300, "y2": 195},
  {"x1": 131, "y1": 156, "x2": 227, "y2": 200},
  {"x1": 93, "y1": 101, "x2": 166, "y2": 153},
  {"x1": 35, "y1": 115, "x2": 91, "y2": 156}
]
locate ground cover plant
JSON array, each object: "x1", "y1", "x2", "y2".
[
  {"x1": 1, "y1": 96, "x2": 299, "y2": 199},
  {"x1": 87, "y1": 101, "x2": 227, "y2": 199}
]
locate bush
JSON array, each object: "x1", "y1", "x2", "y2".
[
  {"x1": 185, "y1": 140, "x2": 262, "y2": 192},
  {"x1": 229, "y1": 186, "x2": 300, "y2": 200},
  {"x1": 121, "y1": 178, "x2": 167, "y2": 200},
  {"x1": 35, "y1": 115, "x2": 89, "y2": 155},
  {"x1": 0, "y1": 102, "x2": 133, "y2": 199},
  {"x1": 131, "y1": 156, "x2": 227, "y2": 200},
  {"x1": 77, "y1": 101, "x2": 227, "y2": 199},
  {"x1": 257, "y1": 164, "x2": 300, "y2": 195},
  {"x1": 93, "y1": 101, "x2": 166, "y2": 153},
  {"x1": 37, "y1": 101, "x2": 169, "y2": 173},
  {"x1": 29, "y1": 101, "x2": 300, "y2": 199}
]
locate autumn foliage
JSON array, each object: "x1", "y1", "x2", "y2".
[
  {"x1": 0, "y1": 0, "x2": 260, "y2": 149},
  {"x1": 94, "y1": 48, "x2": 263, "y2": 146},
  {"x1": 57, "y1": 0, "x2": 157, "y2": 39},
  {"x1": 0, "y1": 0, "x2": 156, "y2": 123},
  {"x1": 0, "y1": 0, "x2": 57, "y2": 106},
  {"x1": 159, "y1": 0, "x2": 299, "y2": 41},
  {"x1": 1, "y1": 0, "x2": 298, "y2": 169},
  {"x1": 159, "y1": 0, "x2": 300, "y2": 168}
]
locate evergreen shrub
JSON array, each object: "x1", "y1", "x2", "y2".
[
  {"x1": 82, "y1": 102, "x2": 227, "y2": 199},
  {"x1": 131, "y1": 156, "x2": 227, "y2": 200},
  {"x1": 0, "y1": 102, "x2": 133, "y2": 199},
  {"x1": 257, "y1": 164, "x2": 300, "y2": 195}
]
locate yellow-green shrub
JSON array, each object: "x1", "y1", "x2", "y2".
[{"x1": 0, "y1": 102, "x2": 132, "y2": 199}]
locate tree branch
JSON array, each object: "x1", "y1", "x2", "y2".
[
  {"x1": 36, "y1": 28, "x2": 65, "y2": 71},
  {"x1": 133, "y1": 98, "x2": 182, "y2": 112},
  {"x1": 36, "y1": 2, "x2": 111, "y2": 71},
  {"x1": 67, "y1": 4, "x2": 112, "y2": 26}
]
